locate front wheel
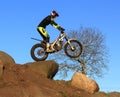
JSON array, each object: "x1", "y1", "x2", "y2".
[
  {"x1": 64, "y1": 39, "x2": 82, "y2": 58},
  {"x1": 30, "y1": 43, "x2": 48, "y2": 61}
]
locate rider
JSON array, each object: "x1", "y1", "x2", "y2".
[{"x1": 37, "y1": 10, "x2": 65, "y2": 52}]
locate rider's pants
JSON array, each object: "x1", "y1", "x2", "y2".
[{"x1": 37, "y1": 27, "x2": 50, "y2": 42}]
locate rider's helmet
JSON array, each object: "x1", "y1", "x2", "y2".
[{"x1": 51, "y1": 10, "x2": 59, "y2": 18}]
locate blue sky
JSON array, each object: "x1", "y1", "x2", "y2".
[{"x1": 0, "y1": 0, "x2": 120, "y2": 92}]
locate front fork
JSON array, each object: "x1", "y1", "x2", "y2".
[{"x1": 65, "y1": 38, "x2": 75, "y2": 51}]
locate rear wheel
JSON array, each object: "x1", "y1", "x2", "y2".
[
  {"x1": 30, "y1": 43, "x2": 48, "y2": 61},
  {"x1": 64, "y1": 40, "x2": 82, "y2": 58}
]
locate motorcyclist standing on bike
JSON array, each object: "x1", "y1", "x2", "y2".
[{"x1": 37, "y1": 10, "x2": 65, "y2": 52}]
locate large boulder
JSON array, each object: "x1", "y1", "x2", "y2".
[
  {"x1": 0, "y1": 51, "x2": 15, "y2": 65},
  {"x1": 25, "y1": 60, "x2": 59, "y2": 79},
  {"x1": 71, "y1": 72, "x2": 99, "y2": 94},
  {"x1": 0, "y1": 51, "x2": 15, "y2": 77}
]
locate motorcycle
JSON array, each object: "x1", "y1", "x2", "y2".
[{"x1": 30, "y1": 30, "x2": 83, "y2": 61}]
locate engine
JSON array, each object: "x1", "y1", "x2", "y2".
[{"x1": 53, "y1": 43, "x2": 62, "y2": 51}]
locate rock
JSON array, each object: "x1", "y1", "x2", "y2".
[
  {"x1": 25, "y1": 60, "x2": 59, "y2": 79},
  {"x1": 71, "y1": 72, "x2": 99, "y2": 94},
  {"x1": 0, "y1": 51, "x2": 15, "y2": 77},
  {"x1": 0, "y1": 51, "x2": 15, "y2": 65}
]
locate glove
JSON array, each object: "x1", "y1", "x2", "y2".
[{"x1": 58, "y1": 26, "x2": 65, "y2": 31}]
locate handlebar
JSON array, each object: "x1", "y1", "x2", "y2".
[
  {"x1": 60, "y1": 28, "x2": 65, "y2": 33},
  {"x1": 58, "y1": 26, "x2": 65, "y2": 32}
]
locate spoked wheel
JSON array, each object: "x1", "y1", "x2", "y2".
[
  {"x1": 64, "y1": 39, "x2": 82, "y2": 58},
  {"x1": 30, "y1": 43, "x2": 48, "y2": 61}
]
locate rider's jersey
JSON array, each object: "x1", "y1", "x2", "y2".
[{"x1": 38, "y1": 15, "x2": 59, "y2": 28}]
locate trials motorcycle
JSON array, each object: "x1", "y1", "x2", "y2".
[{"x1": 30, "y1": 30, "x2": 83, "y2": 61}]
